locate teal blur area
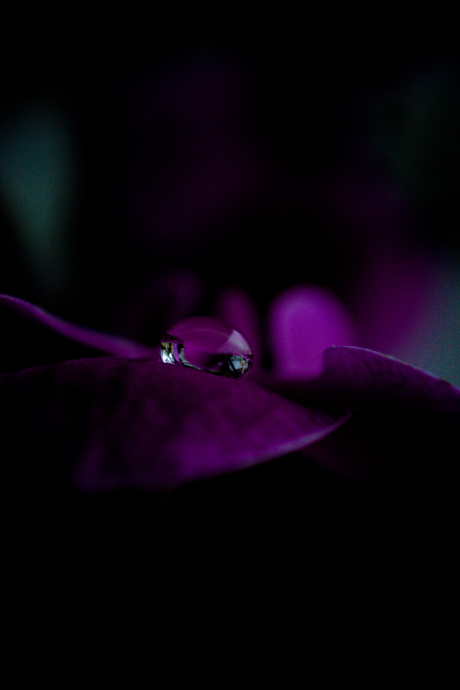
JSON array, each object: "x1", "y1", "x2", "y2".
[{"x1": 0, "y1": 34, "x2": 459, "y2": 384}]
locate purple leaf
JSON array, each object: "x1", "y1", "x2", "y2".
[
  {"x1": 271, "y1": 346, "x2": 460, "y2": 487},
  {"x1": 272, "y1": 345, "x2": 460, "y2": 414},
  {"x1": 0, "y1": 357, "x2": 351, "y2": 492},
  {"x1": 0, "y1": 293, "x2": 156, "y2": 375}
]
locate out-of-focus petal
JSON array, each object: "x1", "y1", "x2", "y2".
[
  {"x1": 0, "y1": 294, "x2": 156, "y2": 374},
  {"x1": 268, "y1": 285, "x2": 357, "y2": 379},
  {"x1": 0, "y1": 357, "x2": 351, "y2": 492}
]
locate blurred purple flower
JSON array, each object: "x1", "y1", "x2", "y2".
[{"x1": 1, "y1": 290, "x2": 459, "y2": 497}]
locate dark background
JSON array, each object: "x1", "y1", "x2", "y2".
[{"x1": 2, "y1": 24, "x2": 458, "y2": 329}]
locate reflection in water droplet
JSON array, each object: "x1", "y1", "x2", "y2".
[{"x1": 159, "y1": 317, "x2": 253, "y2": 380}]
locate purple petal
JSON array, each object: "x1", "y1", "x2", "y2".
[
  {"x1": 321, "y1": 346, "x2": 460, "y2": 414},
  {"x1": 0, "y1": 294, "x2": 156, "y2": 374},
  {"x1": 271, "y1": 346, "x2": 460, "y2": 487},
  {"x1": 272, "y1": 345, "x2": 460, "y2": 412},
  {"x1": 0, "y1": 357, "x2": 351, "y2": 492}
]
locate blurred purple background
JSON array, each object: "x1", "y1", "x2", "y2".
[{"x1": 1, "y1": 30, "x2": 459, "y2": 384}]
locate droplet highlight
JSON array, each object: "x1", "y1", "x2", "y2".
[{"x1": 159, "y1": 317, "x2": 253, "y2": 380}]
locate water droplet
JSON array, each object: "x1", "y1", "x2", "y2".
[{"x1": 159, "y1": 317, "x2": 253, "y2": 380}]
